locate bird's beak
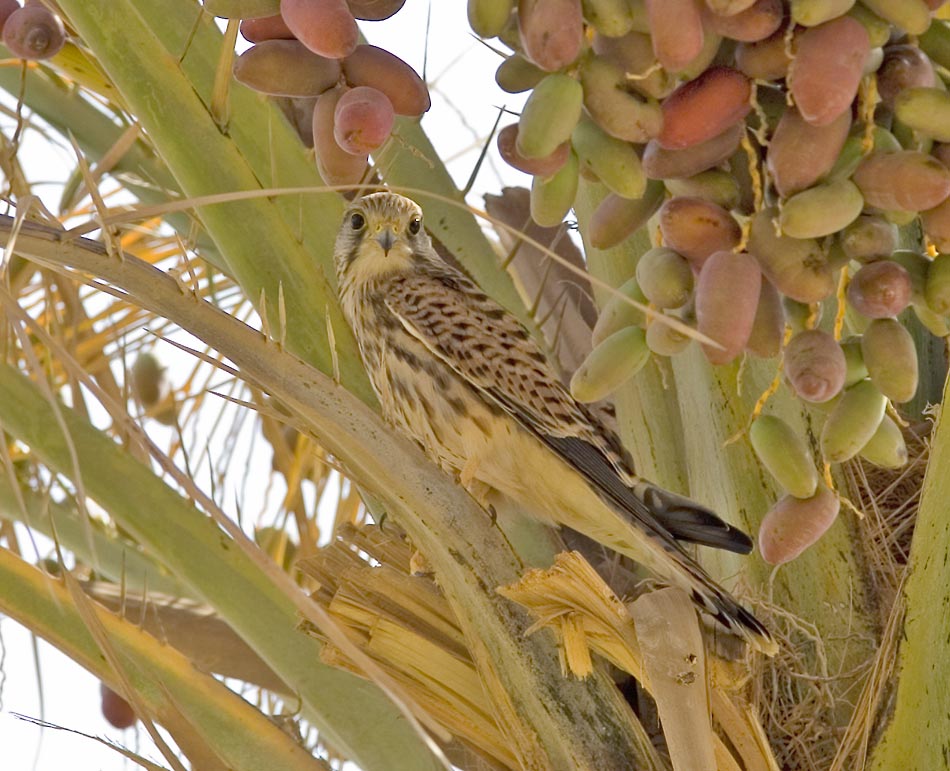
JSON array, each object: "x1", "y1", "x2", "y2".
[{"x1": 376, "y1": 227, "x2": 396, "y2": 253}]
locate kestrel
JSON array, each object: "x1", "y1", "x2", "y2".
[{"x1": 334, "y1": 191, "x2": 775, "y2": 655}]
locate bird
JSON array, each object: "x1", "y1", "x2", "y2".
[{"x1": 333, "y1": 190, "x2": 776, "y2": 655}]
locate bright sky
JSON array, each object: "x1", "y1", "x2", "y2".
[{"x1": 0, "y1": 2, "x2": 527, "y2": 769}]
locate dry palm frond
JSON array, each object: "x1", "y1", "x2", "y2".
[
  {"x1": 503, "y1": 552, "x2": 779, "y2": 771},
  {"x1": 299, "y1": 524, "x2": 516, "y2": 769},
  {"x1": 301, "y1": 528, "x2": 780, "y2": 771},
  {"x1": 498, "y1": 550, "x2": 643, "y2": 679}
]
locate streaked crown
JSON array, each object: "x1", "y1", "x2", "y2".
[{"x1": 354, "y1": 191, "x2": 421, "y2": 222}]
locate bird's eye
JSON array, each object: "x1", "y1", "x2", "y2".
[
  {"x1": 350, "y1": 212, "x2": 365, "y2": 231},
  {"x1": 408, "y1": 216, "x2": 421, "y2": 235}
]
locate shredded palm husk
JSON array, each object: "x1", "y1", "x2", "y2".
[{"x1": 300, "y1": 528, "x2": 780, "y2": 771}]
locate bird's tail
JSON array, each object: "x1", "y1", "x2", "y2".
[
  {"x1": 674, "y1": 557, "x2": 778, "y2": 656},
  {"x1": 574, "y1": 504, "x2": 778, "y2": 656},
  {"x1": 631, "y1": 481, "x2": 754, "y2": 554},
  {"x1": 515, "y1": 437, "x2": 776, "y2": 652}
]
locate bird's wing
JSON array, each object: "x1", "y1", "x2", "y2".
[{"x1": 385, "y1": 269, "x2": 751, "y2": 554}]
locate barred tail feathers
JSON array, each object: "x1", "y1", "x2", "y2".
[
  {"x1": 493, "y1": 433, "x2": 776, "y2": 652},
  {"x1": 572, "y1": 503, "x2": 777, "y2": 656}
]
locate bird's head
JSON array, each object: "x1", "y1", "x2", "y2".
[{"x1": 334, "y1": 192, "x2": 430, "y2": 290}]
